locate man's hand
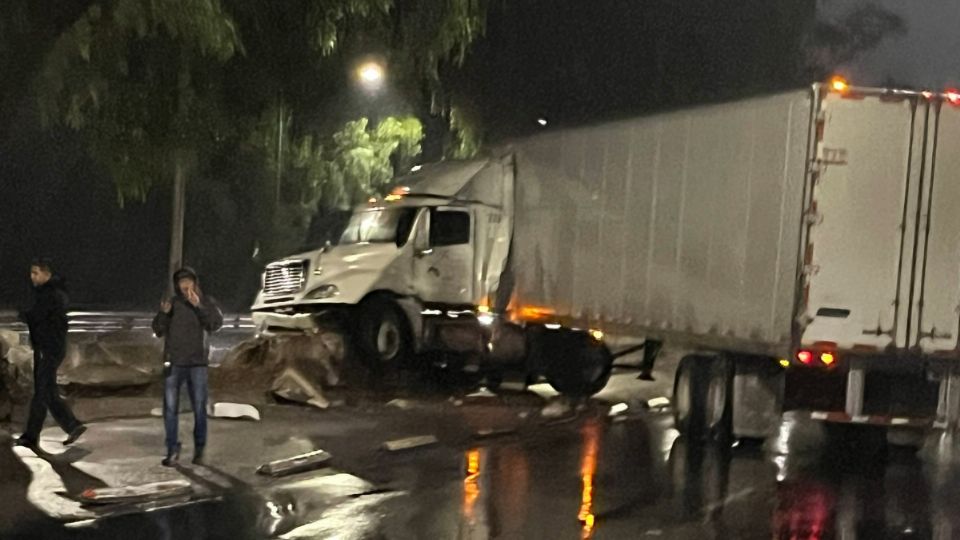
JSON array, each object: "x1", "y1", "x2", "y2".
[
  {"x1": 161, "y1": 299, "x2": 172, "y2": 314},
  {"x1": 186, "y1": 288, "x2": 201, "y2": 307}
]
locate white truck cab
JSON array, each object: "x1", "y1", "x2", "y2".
[{"x1": 251, "y1": 158, "x2": 516, "y2": 366}]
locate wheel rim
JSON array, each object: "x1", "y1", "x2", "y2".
[
  {"x1": 376, "y1": 319, "x2": 401, "y2": 360},
  {"x1": 705, "y1": 373, "x2": 726, "y2": 428}
]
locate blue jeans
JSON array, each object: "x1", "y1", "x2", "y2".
[{"x1": 163, "y1": 366, "x2": 208, "y2": 452}]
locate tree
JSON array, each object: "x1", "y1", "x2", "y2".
[
  {"x1": 250, "y1": 115, "x2": 424, "y2": 260},
  {"x1": 35, "y1": 0, "x2": 490, "y2": 298},
  {"x1": 804, "y1": 4, "x2": 906, "y2": 80},
  {"x1": 36, "y1": 0, "x2": 242, "y2": 285}
]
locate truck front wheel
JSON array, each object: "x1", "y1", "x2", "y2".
[
  {"x1": 357, "y1": 298, "x2": 411, "y2": 366},
  {"x1": 540, "y1": 330, "x2": 613, "y2": 397}
]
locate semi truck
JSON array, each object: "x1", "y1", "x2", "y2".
[{"x1": 252, "y1": 81, "x2": 960, "y2": 441}]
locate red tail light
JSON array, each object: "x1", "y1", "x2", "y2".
[
  {"x1": 797, "y1": 350, "x2": 814, "y2": 365},
  {"x1": 946, "y1": 89, "x2": 960, "y2": 105}
]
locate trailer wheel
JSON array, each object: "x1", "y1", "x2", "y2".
[
  {"x1": 541, "y1": 331, "x2": 613, "y2": 397},
  {"x1": 357, "y1": 298, "x2": 411, "y2": 366},
  {"x1": 674, "y1": 355, "x2": 732, "y2": 441}
]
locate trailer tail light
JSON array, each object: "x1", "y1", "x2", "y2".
[
  {"x1": 820, "y1": 352, "x2": 836, "y2": 366},
  {"x1": 946, "y1": 89, "x2": 960, "y2": 105},
  {"x1": 797, "y1": 350, "x2": 814, "y2": 365}
]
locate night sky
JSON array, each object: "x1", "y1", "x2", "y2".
[{"x1": 0, "y1": 1, "x2": 944, "y2": 312}]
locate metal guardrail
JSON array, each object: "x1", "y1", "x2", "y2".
[{"x1": 0, "y1": 310, "x2": 254, "y2": 334}]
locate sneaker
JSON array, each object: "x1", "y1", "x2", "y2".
[
  {"x1": 14, "y1": 436, "x2": 37, "y2": 449},
  {"x1": 162, "y1": 444, "x2": 181, "y2": 467},
  {"x1": 63, "y1": 425, "x2": 87, "y2": 446}
]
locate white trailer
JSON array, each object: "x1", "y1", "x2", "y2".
[{"x1": 252, "y1": 82, "x2": 960, "y2": 440}]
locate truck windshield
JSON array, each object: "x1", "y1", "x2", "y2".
[{"x1": 339, "y1": 207, "x2": 417, "y2": 246}]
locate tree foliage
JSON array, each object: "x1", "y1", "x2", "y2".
[
  {"x1": 243, "y1": 114, "x2": 422, "y2": 260},
  {"x1": 35, "y1": 0, "x2": 488, "y2": 206},
  {"x1": 36, "y1": 0, "x2": 242, "y2": 204},
  {"x1": 805, "y1": 4, "x2": 907, "y2": 79}
]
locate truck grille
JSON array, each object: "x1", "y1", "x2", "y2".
[{"x1": 263, "y1": 260, "x2": 307, "y2": 296}]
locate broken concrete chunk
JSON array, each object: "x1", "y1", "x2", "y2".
[
  {"x1": 79, "y1": 480, "x2": 192, "y2": 505},
  {"x1": 541, "y1": 399, "x2": 572, "y2": 419},
  {"x1": 386, "y1": 399, "x2": 412, "y2": 410},
  {"x1": 212, "y1": 402, "x2": 261, "y2": 421},
  {"x1": 608, "y1": 402, "x2": 629, "y2": 417},
  {"x1": 466, "y1": 387, "x2": 496, "y2": 399},
  {"x1": 272, "y1": 366, "x2": 330, "y2": 409},
  {"x1": 257, "y1": 449, "x2": 332, "y2": 477},
  {"x1": 382, "y1": 435, "x2": 438, "y2": 452},
  {"x1": 474, "y1": 427, "x2": 515, "y2": 439},
  {"x1": 645, "y1": 397, "x2": 670, "y2": 410},
  {"x1": 499, "y1": 381, "x2": 527, "y2": 392}
]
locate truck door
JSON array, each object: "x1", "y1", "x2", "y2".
[
  {"x1": 912, "y1": 101, "x2": 960, "y2": 354},
  {"x1": 801, "y1": 93, "x2": 923, "y2": 351},
  {"x1": 414, "y1": 207, "x2": 474, "y2": 305}
]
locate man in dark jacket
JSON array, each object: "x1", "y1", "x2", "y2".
[
  {"x1": 15, "y1": 258, "x2": 85, "y2": 448},
  {"x1": 152, "y1": 267, "x2": 222, "y2": 466}
]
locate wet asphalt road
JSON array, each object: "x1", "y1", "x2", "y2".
[{"x1": 5, "y1": 361, "x2": 960, "y2": 539}]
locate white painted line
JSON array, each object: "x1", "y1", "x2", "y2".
[
  {"x1": 851, "y1": 415, "x2": 870, "y2": 423},
  {"x1": 891, "y1": 418, "x2": 910, "y2": 426},
  {"x1": 810, "y1": 411, "x2": 829, "y2": 420}
]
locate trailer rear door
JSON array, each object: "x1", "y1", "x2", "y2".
[
  {"x1": 912, "y1": 102, "x2": 960, "y2": 354},
  {"x1": 801, "y1": 93, "x2": 924, "y2": 351}
]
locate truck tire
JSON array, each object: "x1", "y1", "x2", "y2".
[
  {"x1": 541, "y1": 330, "x2": 613, "y2": 397},
  {"x1": 674, "y1": 355, "x2": 732, "y2": 441},
  {"x1": 357, "y1": 298, "x2": 411, "y2": 366},
  {"x1": 730, "y1": 356, "x2": 784, "y2": 440}
]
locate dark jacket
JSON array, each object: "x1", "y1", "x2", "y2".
[
  {"x1": 152, "y1": 268, "x2": 223, "y2": 367},
  {"x1": 19, "y1": 276, "x2": 69, "y2": 360}
]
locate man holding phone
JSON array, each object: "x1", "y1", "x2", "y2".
[{"x1": 152, "y1": 267, "x2": 222, "y2": 466}]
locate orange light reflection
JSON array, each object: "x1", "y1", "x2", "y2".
[
  {"x1": 579, "y1": 422, "x2": 600, "y2": 539},
  {"x1": 463, "y1": 449, "x2": 481, "y2": 522}
]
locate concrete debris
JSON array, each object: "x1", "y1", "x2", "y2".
[
  {"x1": 466, "y1": 387, "x2": 496, "y2": 398},
  {"x1": 645, "y1": 396, "x2": 671, "y2": 410},
  {"x1": 212, "y1": 402, "x2": 261, "y2": 421},
  {"x1": 272, "y1": 367, "x2": 330, "y2": 410},
  {"x1": 382, "y1": 435, "x2": 438, "y2": 452},
  {"x1": 257, "y1": 449, "x2": 332, "y2": 477},
  {"x1": 474, "y1": 427, "x2": 516, "y2": 439},
  {"x1": 608, "y1": 402, "x2": 629, "y2": 417},
  {"x1": 540, "y1": 399, "x2": 572, "y2": 419},
  {"x1": 386, "y1": 399, "x2": 412, "y2": 410},
  {"x1": 499, "y1": 381, "x2": 527, "y2": 392},
  {"x1": 78, "y1": 480, "x2": 192, "y2": 505}
]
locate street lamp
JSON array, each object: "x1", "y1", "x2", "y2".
[{"x1": 355, "y1": 61, "x2": 385, "y2": 92}]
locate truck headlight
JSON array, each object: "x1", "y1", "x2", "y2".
[{"x1": 307, "y1": 284, "x2": 339, "y2": 299}]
